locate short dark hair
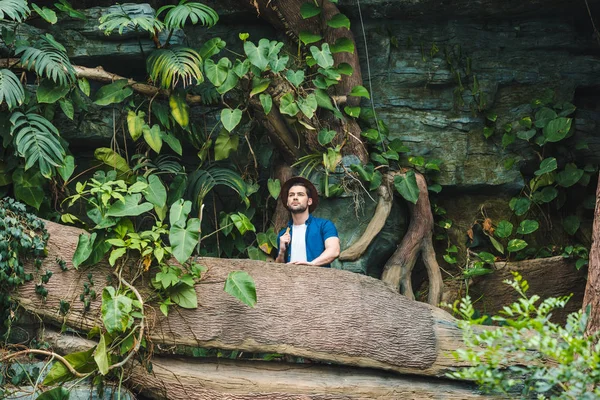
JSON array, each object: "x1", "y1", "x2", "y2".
[{"x1": 288, "y1": 182, "x2": 311, "y2": 198}]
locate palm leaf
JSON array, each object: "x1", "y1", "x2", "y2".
[
  {"x1": 147, "y1": 46, "x2": 203, "y2": 89},
  {"x1": 157, "y1": 0, "x2": 218, "y2": 30},
  {"x1": 187, "y1": 166, "x2": 248, "y2": 208},
  {"x1": 16, "y1": 34, "x2": 75, "y2": 86},
  {"x1": 0, "y1": 0, "x2": 30, "y2": 22},
  {"x1": 99, "y1": 4, "x2": 164, "y2": 36},
  {"x1": 10, "y1": 111, "x2": 66, "y2": 178},
  {"x1": 0, "y1": 69, "x2": 25, "y2": 110}
]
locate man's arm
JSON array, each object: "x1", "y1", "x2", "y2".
[
  {"x1": 275, "y1": 228, "x2": 290, "y2": 263},
  {"x1": 293, "y1": 237, "x2": 340, "y2": 266}
]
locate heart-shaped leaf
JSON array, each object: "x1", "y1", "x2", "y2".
[
  {"x1": 297, "y1": 93, "x2": 317, "y2": 119},
  {"x1": 267, "y1": 178, "x2": 280, "y2": 199},
  {"x1": 309, "y1": 44, "x2": 334, "y2": 69},
  {"x1": 221, "y1": 108, "x2": 242, "y2": 132},
  {"x1": 169, "y1": 90, "x2": 189, "y2": 129},
  {"x1": 204, "y1": 57, "x2": 231, "y2": 86},
  {"x1": 286, "y1": 70, "x2": 305, "y2": 87},
  {"x1": 143, "y1": 124, "x2": 163, "y2": 153},
  {"x1": 495, "y1": 220, "x2": 513, "y2": 238},
  {"x1": 94, "y1": 79, "x2": 133, "y2": 106},
  {"x1": 259, "y1": 93, "x2": 272, "y2": 115},
  {"x1": 517, "y1": 220, "x2": 539, "y2": 235},
  {"x1": 224, "y1": 270, "x2": 257, "y2": 307},
  {"x1": 318, "y1": 129, "x2": 336, "y2": 146},
  {"x1": 299, "y1": 31, "x2": 322, "y2": 45},
  {"x1": 327, "y1": 13, "x2": 350, "y2": 29},
  {"x1": 279, "y1": 93, "x2": 300, "y2": 116},
  {"x1": 394, "y1": 170, "x2": 419, "y2": 204},
  {"x1": 214, "y1": 129, "x2": 239, "y2": 161},
  {"x1": 534, "y1": 157, "x2": 557, "y2": 176},
  {"x1": 300, "y1": 2, "x2": 321, "y2": 18},
  {"x1": 349, "y1": 85, "x2": 370, "y2": 99}
]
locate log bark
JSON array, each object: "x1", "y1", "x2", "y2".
[
  {"x1": 584, "y1": 174, "x2": 600, "y2": 335},
  {"x1": 14, "y1": 220, "x2": 470, "y2": 378}
]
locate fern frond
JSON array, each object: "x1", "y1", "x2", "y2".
[
  {"x1": 99, "y1": 4, "x2": 164, "y2": 36},
  {"x1": 16, "y1": 34, "x2": 76, "y2": 86},
  {"x1": 147, "y1": 46, "x2": 203, "y2": 89},
  {"x1": 0, "y1": 69, "x2": 25, "y2": 110},
  {"x1": 187, "y1": 166, "x2": 248, "y2": 208},
  {"x1": 157, "y1": 0, "x2": 218, "y2": 30},
  {"x1": 0, "y1": 0, "x2": 30, "y2": 22},
  {"x1": 10, "y1": 111, "x2": 66, "y2": 178}
]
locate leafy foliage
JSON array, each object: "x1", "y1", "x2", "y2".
[
  {"x1": 0, "y1": 69, "x2": 25, "y2": 110},
  {"x1": 157, "y1": 0, "x2": 218, "y2": 29},
  {"x1": 0, "y1": 0, "x2": 30, "y2": 22},
  {"x1": 98, "y1": 4, "x2": 164, "y2": 35},
  {"x1": 16, "y1": 34, "x2": 76, "y2": 86},
  {"x1": 147, "y1": 46, "x2": 203, "y2": 89}
]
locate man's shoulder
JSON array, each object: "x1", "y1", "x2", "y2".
[{"x1": 309, "y1": 216, "x2": 334, "y2": 225}]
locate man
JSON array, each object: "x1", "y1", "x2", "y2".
[{"x1": 275, "y1": 177, "x2": 340, "y2": 267}]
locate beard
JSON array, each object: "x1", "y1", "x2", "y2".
[{"x1": 288, "y1": 204, "x2": 308, "y2": 214}]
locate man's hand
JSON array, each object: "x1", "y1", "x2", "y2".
[{"x1": 276, "y1": 227, "x2": 291, "y2": 263}]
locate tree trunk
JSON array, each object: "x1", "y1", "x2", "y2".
[
  {"x1": 584, "y1": 174, "x2": 600, "y2": 335},
  {"x1": 14, "y1": 220, "x2": 474, "y2": 379}
]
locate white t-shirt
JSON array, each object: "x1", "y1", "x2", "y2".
[{"x1": 289, "y1": 224, "x2": 307, "y2": 262}]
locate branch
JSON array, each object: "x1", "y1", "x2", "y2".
[
  {"x1": 0, "y1": 349, "x2": 87, "y2": 378},
  {"x1": 1, "y1": 59, "x2": 203, "y2": 104}
]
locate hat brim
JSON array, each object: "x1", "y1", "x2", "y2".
[{"x1": 280, "y1": 176, "x2": 318, "y2": 213}]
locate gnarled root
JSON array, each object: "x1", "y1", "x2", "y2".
[{"x1": 381, "y1": 171, "x2": 443, "y2": 306}]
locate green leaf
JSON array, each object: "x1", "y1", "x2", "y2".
[
  {"x1": 157, "y1": 1, "x2": 218, "y2": 29},
  {"x1": 94, "y1": 147, "x2": 131, "y2": 174},
  {"x1": 297, "y1": 93, "x2": 318, "y2": 119},
  {"x1": 43, "y1": 348, "x2": 96, "y2": 385},
  {"x1": 309, "y1": 44, "x2": 334, "y2": 69},
  {"x1": 36, "y1": 386, "x2": 70, "y2": 400},
  {"x1": 146, "y1": 47, "x2": 203, "y2": 89},
  {"x1": 94, "y1": 79, "x2": 133, "y2": 106},
  {"x1": 77, "y1": 77, "x2": 90, "y2": 96},
  {"x1": 507, "y1": 239, "x2": 528, "y2": 252},
  {"x1": 101, "y1": 286, "x2": 133, "y2": 334},
  {"x1": 543, "y1": 117, "x2": 572, "y2": 142},
  {"x1": 170, "y1": 217, "x2": 200, "y2": 263},
  {"x1": 533, "y1": 186, "x2": 558, "y2": 204},
  {"x1": 221, "y1": 108, "x2": 242, "y2": 132},
  {"x1": 534, "y1": 107, "x2": 557, "y2": 128},
  {"x1": 160, "y1": 132, "x2": 182, "y2": 156},
  {"x1": 502, "y1": 133, "x2": 515, "y2": 148},
  {"x1": 327, "y1": 13, "x2": 350, "y2": 29},
  {"x1": 314, "y1": 88, "x2": 334, "y2": 111},
  {"x1": 57, "y1": 155, "x2": 75, "y2": 182},
  {"x1": 127, "y1": 110, "x2": 145, "y2": 141},
  {"x1": 556, "y1": 163, "x2": 584, "y2": 188},
  {"x1": 318, "y1": 129, "x2": 336, "y2": 146},
  {"x1": 94, "y1": 334, "x2": 110, "y2": 375},
  {"x1": 168, "y1": 283, "x2": 198, "y2": 308},
  {"x1": 259, "y1": 93, "x2": 272, "y2": 115},
  {"x1": 37, "y1": 78, "x2": 70, "y2": 103},
  {"x1": 230, "y1": 212, "x2": 255, "y2": 235},
  {"x1": 330, "y1": 37, "x2": 355, "y2": 54},
  {"x1": 73, "y1": 232, "x2": 96, "y2": 269},
  {"x1": 517, "y1": 129, "x2": 536, "y2": 141},
  {"x1": 250, "y1": 78, "x2": 270, "y2": 97},
  {"x1": 204, "y1": 57, "x2": 230, "y2": 86},
  {"x1": 12, "y1": 168, "x2": 45, "y2": 209},
  {"x1": 300, "y1": 2, "x2": 321, "y2": 18},
  {"x1": 59, "y1": 98, "x2": 74, "y2": 120},
  {"x1": 169, "y1": 90, "x2": 190, "y2": 129},
  {"x1": 143, "y1": 124, "x2": 163, "y2": 153},
  {"x1": 244, "y1": 39, "x2": 270, "y2": 70},
  {"x1": 286, "y1": 70, "x2": 305, "y2": 87},
  {"x1": 232, "y1": 58, "x2": 250, "y2": 78},
  {"x1": 215, "y1": 129, "x2": 239, "y2": 161},
  {"x1": 145, "y1": 175, "x2": 167, "y2": 208},
  {"x1": 169, "y1": 199, "x2": 191, "y2": 228},
  {"x1": 299, "y1": 31, "x2": 322, "y2": 45},
  {"x1": 463, "y1": 265, "x2": 493, "y2": 278},
  {"x1": 495, "y1": 220, "x2": 513, "y2": 238},
  {"x1": 199, "y1": 37, "x2": 226, "y2": 59},
  {"x1": 106, "y1": 193, "x2": 154, "y2": 217},
  {"x1": 224, "y1": 270, "x2": 257, "y2": 307},
  {"x1": 269, "y1": 54, "x2": 288, "y2": 73},
  {"x1": 483, "y1": 126, "x2": 494, "y2": 139},
  {"x1": 563, "y1": 215, "x2": 580, "y2": 235},
  {"x1": 216, "y1": 69, "x2": 239, "y2": 94},
  {"x1": 576, "y1": 258, "x2": 588, "y2": 270},
  {"x1": 335, "y1": 63, "x2": 353, "y2": 76},
  {"x1": 478, "y1": 252, "x2": 496, "y2": 264},
  {"x1": 393, "y1": 171, "x2": 419, "y2": 204},
  {"x1": 32, "y1": 4, "x2": 57, "y2": 24},
  {"x1": 349, "y1": 85, "x2": 370, "y2": 99},
  {"x1": 0, "y1": 68, "x2": 25, "y2": 110},
  {"x1": 279, "y1": 93, "x2": 300, "y2": 116},
  {"x1": 344, "y1": 106, "x2": 360, "y2": 117},
  {"x1": 267, "y1": 178, "x2": 280, "y2": 199},
  {"x1": 517, "y1": 220, "x2": 539, "y2": 235},
  {"x1": 16, "y1": 33, "x2": 76, "y2": 86},
  {"x1": 535, "y1": 157, "x2": 557, "y2": 176},
  {"x1": 488, "y1": 235, "x2": 504, "y2": 255},
  {"x1": 509, "y1": 197, "x2": 531, "y2": 216}
]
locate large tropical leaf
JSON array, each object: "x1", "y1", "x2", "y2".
[
  {"x1": 0, "y1": 69, "x2": 25, "y2": 110},
  {"x1": 187, "y1": 166, "x2": 248, "y2": 208},
  {"x1": 99, "y1": 4, "x2": 164, "y2": 35},
  {"x1": 10, "y1": 111, "x2": 66, "y2": 178},
  {"x1": 147, "y1": 46, "x2": 203, "y2": 89},
  {"x1": 157, "y1": 0, "x2": 218, "y2": 30},
  {"x1": 16, "y1": 34, "x2": 76, "y2": 86},
  {"x1": 0, "y1": 0, "x2": 30, "y2": 22}
]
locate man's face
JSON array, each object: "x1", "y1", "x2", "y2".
[{"x1": 287, "y1": 185, "x2": 312, "y2": 214}]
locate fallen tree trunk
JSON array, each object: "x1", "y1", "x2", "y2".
[{"x1": 14, "y1": 220, "x2": 471, "y2": 378}]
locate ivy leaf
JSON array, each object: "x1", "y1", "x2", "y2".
[
  {"x1": 533, "y1": 186, "x2": 558, "y2": 204},
  {"x1": 169, "y1": 217, "x2": 200, "y2": 263},
  {"x1": 168, "y1": 283, "x2": 198, "y2": 308},
  {"x1": 477, "y1": 252, "x2": 496, "y2": 264},
  {"x1": 94, "y1": 79, "x2": 133, "y2": 106},
  {"x1": 309, "y1": 44, "x2": 334, "y2": 69},
  {"x1": 142, "y1": 124, "x2": 163, "y2": 153},
  {"x1": 286, "y1": 70, "x2": 305, "y2": 87},
  {"x1": 269, "y1": 54, "x2": 289, "y2": 73},
  {"x1": 93, "y1": 334, "x2": 110, "y2": 375},
  {"x1": 349, "y1": 85, "x2": 370, "y2": 99},
  {"x1": 297, "y1": 93, "x2": 317, "y2": 119},
  {"x1": 216, "y1": 69, "x2": 239, "y2": 94},
  {"x1": 314, "y1": 88, "x2": 334, "y2": 111},
  {"x1": 259, "y1": 93, "x2": 272, "y2": 115},
  {"x1": 250, "y1": 78, "x2": 270, "y2": 97},
  {"x1": 279, "y1": 93, "x2": 300, "y2": 116},
  {"x1": 204, "y1": 57, "x2": 230, "y2": 87},
  {"x1": 101, "y1": 286, "x2": 133, "y2": 334},
  {"x1": 106, "y1": 193, "x2": 154, "y2": 217},
  {"x1": 543, "y1": 117, "x2": 572, "y2": 142},
  {"x1": 488, "y1": 235, "x2": 505, "y2": 255},
  {"x1": 495, "y1": 220, "x2": 513, "y2": 238},
  {"x1": 299, "y1": 31, "x2": 322, "y2": 45},
  {"x1": 507, "y1": 239, "x2": 528, "y2": 252},
  {"x1": 318, "y1": 129, "x2": 336, "y2": 146},
  {"x1": 517, "y1": 220, "x2": 539, "y2": 235},
  {"x1": 224, "y1": 270, "x2": 257, "y2": 307},
  {"x1": 509, "y1": 197, "x2": 531, "y2": 216},
  {"x1": 327, "y1": 13, "x2": 350, "y2": 29},
  {"x1": 300, "y1": 2, "x2": 321, "y2": 18},
  {"x1": 220, "y1": 108, "x2": 242, "y2": 132},
  {"x1": 335, "y1": 63, "x2": 353, "y2": 76},
  {"x1": 233, "y1": 59, "x2": 251, "y2": 78},
  {"x1": 198, "y1": 37, "x2": 226, "y2": 59},
  {"x1": 37, "y1": 79, "x2": 69, "y2": 103},
  {"x1": 330, "y1": 37, "x2": 355, "y2": 54},
  {"x1": 517, "y1": 129, "x2": 536, "y2": 141},
  {"x1": 73, "y1": 232, "x2": 97, "y2": 269},
  {"x1": 344, "y1": 106, "x2": 360, "y2": 117},
  {"x1": 534, "y1": 107, "x2": 557, "y2": 128},
  {"x1": 230, "y1": 212, "x2": 255, "y2": 234},
  {"x1": 214, "y1": 129, "x2": 239, "y2": 161},
  {"x1": 534, "y1": 157, "x2": 557, "y2": 176},
  {"x1": 169, "y1": 90, "x2": 189, "y2": 129},
  {"x1": 556, "y1": 163, "x2": 583, "y2": 188},
  {"x1": 393, "y1": 171, "x2": 419, "y2": 204},
  {"x1": 563, "y1": 215, "x2": 580, "y2": 235},
  {"x1": 244, "y1": 39, "x2": 270, "y2": 70},
  {"x1": 267, "y1": 178, "x2": 280, "y2": 199}
]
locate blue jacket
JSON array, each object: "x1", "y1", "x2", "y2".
[{"x1": 277, "y1": 215, "x2": 338, "y2": 268}]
